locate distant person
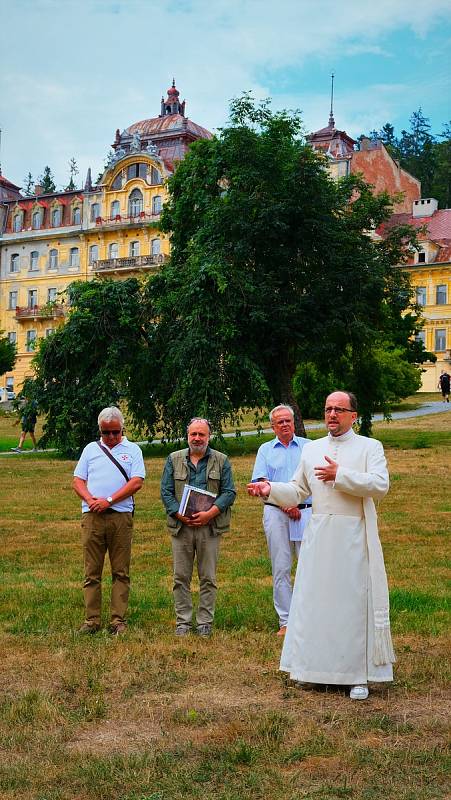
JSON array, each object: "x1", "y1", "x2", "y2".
[
  {"x1": 438, "y1": 370, "x2": 450, "y2": 402},
  {"x1": 161, "y1": 417, "x2": 236, "y2": 637},
  {"x1": 11, "y1": 397, "x2": 38, "y2": 452},
  {"x1": 248, "y1": 391, "x2": 395, "y2": 701},
  {"x1": 251, "y1": 404, "x2": 311, "y2": 636},
  {"x1": 73, "y1": 407, "x2": 145, "y2": 635}
]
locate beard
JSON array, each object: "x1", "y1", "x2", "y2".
[{"x1": 190, "y1": 443, "x2": 208, "y2": 456}]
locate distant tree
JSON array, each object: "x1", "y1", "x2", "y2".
[
  {"x1": 150, "y1": 94, "x2": 423, "y2": 438},
  {"x1": 431, "y1": 121, "x2": 451, "y2": 209},
  {"x1": 23, "y1": 172, "x2": 34, "y2": 196},
  {"x1": 0, "y1": 331, "x2": 16, "y2": 376},
  {"x1": 26, "y1": 279, "x2": 157, "y2": 455},
  {"x1": 66, "y1": 157, "x2": 79, "y2": 191},
  {"x1": 38, "y1": 166, "x2": 56, "y2": 194}
]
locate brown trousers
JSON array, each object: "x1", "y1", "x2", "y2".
[
  {"x1": 81, "y1": 511, "x2": 133, "y2": 626},
  {"x1": 171, "y1": 525, "x2": 221, "y2": 626}
]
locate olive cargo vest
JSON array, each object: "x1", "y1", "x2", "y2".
[{"x1": 166, "y1": 448, "x2": 232, "y2": 536}]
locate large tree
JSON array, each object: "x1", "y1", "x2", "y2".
[
  {"x1": 26, "y1": 279, "x2": 156, "y2": 455},
  {"x1": 149, "y1": 95, "x2": 421, "y2": 438},
  {"x1": 0, "y1": 331, "x2": 16, "y2": 376}
]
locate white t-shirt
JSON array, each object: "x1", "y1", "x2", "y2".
[{"x1": 74, "y1": 436, "x2": 146, "y2": 513}]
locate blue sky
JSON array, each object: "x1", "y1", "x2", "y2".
[{"x1": 1, "y1": 0, "x2": 450, "y2": 190}]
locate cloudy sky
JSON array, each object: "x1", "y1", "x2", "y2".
[{"x1": 1, "y1": 0, "x2": 450, "y2": 190}]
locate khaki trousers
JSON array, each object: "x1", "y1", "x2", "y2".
[
  {"x1": 171, "y1": 525, "x2": 221, "y2": 626},
  {"x1": 81, "y1": 511, "x2": 133, "y2": 626}
]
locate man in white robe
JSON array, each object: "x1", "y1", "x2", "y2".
[{"x1": 247, "y1": 391, "x2": 395, "y2": 700}]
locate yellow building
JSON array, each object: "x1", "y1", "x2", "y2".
[
  {"x1": 388, "y1": 199, "x2": 451, "y2": 390},
  {"x1": 0, "y1": 81, "x2": 211, "y2": 398}
]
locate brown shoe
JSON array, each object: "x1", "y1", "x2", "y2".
[
  {"x1": 276, "y1": 626, "x2": 287, "y2": 637},
  {"x1": 78, "y1": 623, "x2": 100, "y2": 635},
  {"x1": 108, "y1": 622, "x2": 127, "y2": 636}
]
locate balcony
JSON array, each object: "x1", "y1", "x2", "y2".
[
  {"x1": 15, "y1": 304, "x2": 66, "y2": 321},
  {"x1": 94, "y1": 212, "x2": 161, "y2": 229},
  {"x1": 94, "y1": 254, "x2": 167, "y2": 274}
]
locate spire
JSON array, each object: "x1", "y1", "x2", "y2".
[
  {"x1": 160, "y1": 79, "x2": 186, "y2": 118},
  {"x1": 84, "y1": 167, "x2": 92, "y2": 191},
  {"x1": 328, "y1": 73, "x2": 335, "y2": 128}
]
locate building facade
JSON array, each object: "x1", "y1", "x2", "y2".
[{"x1": 0, "y1": 81, "x2": 211, "y2": 397}]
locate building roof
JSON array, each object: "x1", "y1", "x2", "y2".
[
  {"x1": 125, "y1": 114, "x2": 212, "y2": 142},
  {"x1": 379, "y1": 207, "x2": 451, "y2": 264}
]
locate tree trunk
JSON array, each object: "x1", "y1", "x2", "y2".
[{"x1": 268, "y1": 357, "x2": 306, "y2": 437}]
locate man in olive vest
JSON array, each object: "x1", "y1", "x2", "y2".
[{"x1": 161, "y1": 417, "x2": 236, "y2": 637}]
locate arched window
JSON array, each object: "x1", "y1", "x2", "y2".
[
  {"x1": 49, "y1": 249, "x2": 58, "y2": 269},
  {"x1": 32, "y1": 211, "x2": 41, "y2": 230},
  {"x1": 128, "y1": 188, "x2": 143, "y2": 217},
  {"x1": 52, "y1": 207, "x2": 62, "y2": 227},
  {"x1": 127, "y1": 163, "x2": 147, "y2": 181},
  {"x1": 111, "y1": 173, "x2": 122, "y2": 190},
  {"x1": 30, "y1": 251, "x2": 39, "y2": 270},
  {"x1": 69, "y1": 247, "x2": 79, "y2": 267},
  {"x1": 73, "y1": 207, "x2": 81, "y2": 225},
  {"x1": 13, "y1": 213, "x2": 22, "y2": 232},
  {"x1": 109, "y1": 242, "x2": 119, "y2": 259},
  {"x1": 89, "y1": 244, "x2": 99, "y2": 265},
  {"x1": 129, "y1": 241, "x2": 140, "y2": 257},
  {"x1": 152, "y1": 195, "x2": 162, "y2": 214},
  {"x1": 150, "y1": 166, "x2": 161, "y2": 185},
  {"x1": 151, "y1": 238, "x2": 161, "y2": 256},
  {"x1": 10, "y1": 254, "x2": 19, "y2": 272},
  {"x1": 111, "y1": 200, "x2": 120, "y2": 218},
  {"x1": 90, "y1": 202, "x2": 100, "y2": 222}
]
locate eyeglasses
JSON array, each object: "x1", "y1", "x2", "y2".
[
  {"x1": 100, "y1": 429, "x2": 122, "y2": 436},
  {"x1": 324, "y1": 407, "x2": 354, "y2": 415}
]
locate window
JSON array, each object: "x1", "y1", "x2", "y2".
[
  {"x1": 69, "y1": 247, "x2": 79, "y2": 267},
  {"x1": 151, "y1": 238, "x2": 161, "y2": 256},
  {"x1": 111, "y1": 173, "x2": 122, "y2": 190},
  {"x1": 52, "y1": 207, "x2": 62, "y2": 227},
  {"x1": 32, "y1": 211, "x2": 41, "y2": 230},
  {"x1": 49, "y1": 249, "x2": 58, "y2": 269},
  {"x1": 89, "y1": 244, "x2": 99, "y2": 265},
  {"x1": 150, "y1": 166, "x2": 161, "y2": 185},
  {"x1": 152, "y1": 195, "x2": 162, "y2": 214},
  {"x1": 127, "y1": 163, "x2": 147, "y2": 181},
  {"x1": 111, "y1": 200, "x2": 120, "y2": 218},
  {"x1": 108, "y1": 242, "x2": 119, "y2": 259},
  {"x1": 6, "y1": 377, "x2": 14, "y2": 392},
  {"x1": 10, "y1": 254, "x2": 19, "y2": 273},
  {"x1": 30, "y1": 251, "x2": 39, "y2": 271},
  {"x1": 47, "y1": 287, "x2": 57, "y2": 303},
  {"x1": 9, "y1": 291, "x2": 18, "y2": 310},
  {"x1": 415, "y1": 331, "x2": 426, "y2": 347},
  {"x1": 436, "y1": 285, "x2": 447, "y2": 305},
  {"x1": 13, "y1": 213, "x2": 22, "y2": 232},
  {"x1": 90, "y1": 203, "x2": 100, "y2": 221},
  {"x1": 45, "y1": 328, "x2": 54, "y2": 337},
  {"x1": 129, "y1": 241, "x2": 140, "y2": 257},
  {"x1": 128, "y1": 188, "x2": 143, "y2": 216},
  {"x1": 28, "y1": 289, "x2": 38, "y2": 307},
  {"x1": 417, "y1": 251, "x2": 426, "y2": 264},
  {"x1": 435, "y1": 329, "x2": 446, "y2": 351},
  {"x1": 8, "y1": 332, "x2": 17, "y2": 345},
  {"x1": 26, "y1": 330, "x2": 37, "y2": 352},
  {"x1": 73, "y1": 207, "x2": 81, "y2": 225},
  {"x1": 416, "y1": 286, "x2": 426, "y2": 306}
]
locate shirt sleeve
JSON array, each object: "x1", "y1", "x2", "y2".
[
  {"x1": 73, "y1": 445, "x2": 89, "y2": 480},
  {"x1": 160, "y1": 455, "x2": 179, "y2": 516},
  {"x1": 214, "y1": 456, "x2": 236, "y2": 512},
  {"x1": 333, "y1": 440, "x2": 389, "y2": 500},
  {"x1": 130, "y1": 445, "x2": 146, "y2": 479},
  {"x1": 251, "y1": 444, "x2": 269, "y2": 481}
]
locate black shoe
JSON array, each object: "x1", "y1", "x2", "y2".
[
  {"x1": 78, "y1": 623, "x2": 100, "y2": 635},
  {"x1": 108, "y1": 622, "x2": 127, "y2": 636}
]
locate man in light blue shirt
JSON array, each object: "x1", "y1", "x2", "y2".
[{"x1": 251, "y1": 404, "x2": 311, "y2": 635}]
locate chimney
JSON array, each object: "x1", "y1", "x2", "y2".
[
  {"x1": 412, "y1": 198, "x2": 438, "y2": 218},
  {"x1": 34, "y1": 184, "x2": 43, "y2": 195}
]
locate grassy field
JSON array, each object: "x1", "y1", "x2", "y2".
[{"x1": 0, "y1": 410, "x2": 450, "y2": 799}]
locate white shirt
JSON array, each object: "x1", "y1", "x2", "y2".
[{"x1": 74, "y1": 436, "x2": 146, "y2": 513}]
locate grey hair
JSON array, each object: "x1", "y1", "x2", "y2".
[
  {"x1": 98, "y1": 407, "x2": 124, "y2": 428},
  {"x1": 269, "y1": 404, "x2": 295, "y2": 424},
  {"x1": 186, "y1": 417, "x2": 212, "y2": 435}
]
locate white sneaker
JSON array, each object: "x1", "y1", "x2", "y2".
[{"x1": 350, "y1": 685, "x2": 369, "y2": 700}]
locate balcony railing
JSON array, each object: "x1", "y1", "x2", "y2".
[
  {"x1": 15, "y1": 304, "x2": 66, "y2": 320},
  {"x1": 94, "y1": 212, "x2": 161, "y2": 227},
  {"x1": 94, "y1": 254, "x2": 167, "y2": 272}
]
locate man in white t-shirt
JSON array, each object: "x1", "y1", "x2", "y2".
[{"x1": 73, "y1": 406, "x2": 145, "y2": 635}]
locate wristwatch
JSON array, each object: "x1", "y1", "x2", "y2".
[{"x1": 106, "y1": 496, "x2": 113, "y2": 505}]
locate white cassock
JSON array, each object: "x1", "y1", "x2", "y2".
[{"x1": 268, "y1": 428, "x2": 395, "y2": 685}]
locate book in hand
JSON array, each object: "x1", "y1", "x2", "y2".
[{"x1": 178, "y1": 484, "x2": 217, "y2": 517}]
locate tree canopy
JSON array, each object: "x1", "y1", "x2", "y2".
[
  {"x1": 0, "y1": 331, "x2": 16, "y2": 376},
  {"x1": 38, "y1": 166, "x2": 56, "y2": 194}
]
